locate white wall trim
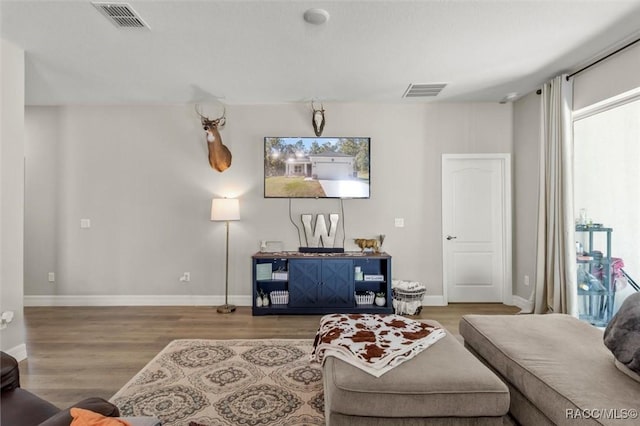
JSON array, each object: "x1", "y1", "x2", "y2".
[
  {"x1": 421, "y1": 295, "x2": 447, "y2": 306},
  {"x1": 4, "y1": 343, "x2": 27, "y2": 361},
  {"x1": 24, "y1": 294, "x2": 450, "y2": 309},
  {"x1": 24, "y1": 295, "x2": 253, "y2": 307},
  {"x1": 573, "y1": 86, "x2": 640, "y2": 122},
  {"x1": 512, "y1": 295, "x2": 534, "y2": 313}
]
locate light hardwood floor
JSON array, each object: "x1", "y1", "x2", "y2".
[{"x1": 19, "y1": 304, "x2": 519, "y2": 408}]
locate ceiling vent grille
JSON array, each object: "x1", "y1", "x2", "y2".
[
  {"x1": 403, "y1": 83, "x2": 447, "y2": 98},
  {"x1": 93, "y1": 2, "x2": 149, "y2": 29}
]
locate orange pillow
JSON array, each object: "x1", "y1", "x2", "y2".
[{"x1": 70, "y1": 408, "x2": 132, "y2": 426}]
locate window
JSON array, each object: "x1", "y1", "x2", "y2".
[{"x1": 574, "y1": 94, "x2": 640, "y2": 312}]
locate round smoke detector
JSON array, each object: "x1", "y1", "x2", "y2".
[{"x1": 304, "y1": 8, "x2": 330, "y2": 25}]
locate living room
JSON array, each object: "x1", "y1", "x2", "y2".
[{"x1": 2, "y1": 1, "x2": 640, "y2": 425}]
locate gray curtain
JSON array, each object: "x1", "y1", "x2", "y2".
[{"x1": 534, "y1": 75, "x2": 578, "y2": 316}]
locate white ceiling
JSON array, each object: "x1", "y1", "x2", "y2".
[{"x1": 2, "y1": 0, "x2": 640, "y2": 106}]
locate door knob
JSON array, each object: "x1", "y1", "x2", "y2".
[{"x1": 446, "y1": 235, "x2": 457, "y2": 241}]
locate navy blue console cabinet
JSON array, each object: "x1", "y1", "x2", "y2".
[{"x1": 252, "y1": 251, "x2": 392, "y2": 315}]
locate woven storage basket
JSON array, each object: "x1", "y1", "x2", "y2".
[
  {"x1": 392, "y1": 284, "x2": 426, "y2": 315},
  {"x1": 355, "y1": 291, "x2": 375, "y2": 305},
  {"x1": 269, "y1": 290, "x2": 289, "y2": 305}
]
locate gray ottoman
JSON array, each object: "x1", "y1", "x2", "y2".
[{"x1": 323, "y1": 320, "x2": 510, "y2": 425}]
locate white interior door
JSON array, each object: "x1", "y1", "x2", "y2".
[{"x1": 442, "y1": 154, "x2": 511, "y2": 303}]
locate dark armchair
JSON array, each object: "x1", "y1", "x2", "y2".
[{"x1": 1, "y1": 351, "x2": 120, "y2": 426}]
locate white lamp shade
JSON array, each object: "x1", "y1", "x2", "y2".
[{"x1": 211, "y1": 198, "x2": 240, "y2": 221}]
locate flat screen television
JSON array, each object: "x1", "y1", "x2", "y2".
[{"x1": 264, "y1": 137, "x2": 370, "y2": 199}]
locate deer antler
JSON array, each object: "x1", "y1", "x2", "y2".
[
  {"x1": 195, "y1": 104, "x2": 226, "y2": 127},
  {"x1": 311, "y1": 100, "x2": 324, "y2": 112},
  {"x1": 217, "y1": 107, "x2": 226, "y2": 127},
  {"x1": 195, "y1": 104, "x2": 207, "y2": 120},
  {"x1": 311, "y1": 101, "x2": 325, "y2": 137}
]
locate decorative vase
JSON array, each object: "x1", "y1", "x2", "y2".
[
  {"x1": 375, "y1": 296, "x2": 386, "y2": 307},
  {"x1": 256, "y1": 295, "x2": 263, "y2": 307},
  {"x1": 262, "y1": 295, "x2": 270, "y2": 307}
]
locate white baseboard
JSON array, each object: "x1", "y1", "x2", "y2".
[
  {"x1": 24, "y1": 294, "x2": 450, "y2": 308},
  {"x1": 4, "y1": 343, "x2": 27, "y2": 361},
  {"x1": 512, "y1": 295, "x2": 534, "y2": 313},
  {"x1": 422, "y1": 295, "x2": 447, "y2": 306},
  {"x1": 27, "y1": 293, "x2": 525, "y2": 310},
  {"x1": 24, "y1": 295, "x2": 253, "y2": 307}
]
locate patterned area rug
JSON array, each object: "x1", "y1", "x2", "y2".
[{"x1": 110, "y1": 339, "x2": 323, "y2": 426}]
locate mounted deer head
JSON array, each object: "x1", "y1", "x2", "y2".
[
  {"x1": 311, "y1": 101, "x2": 325, "y2": 137},
  {"x1": 195, "y1": 104, "x2": 232, "y2": 172}
]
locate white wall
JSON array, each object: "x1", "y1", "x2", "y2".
[
  {"x1": 24, "y1": 103, "x2": 512, "y2": 305},
  {"x1": 574, "y1": 41, "x2": 640, "y2": 110},
  {"x1": 512, "y1": 92, "x2": 541, "y2": 307},
  {"x1": 0, "y1": 39, "x2": 26, "y2": 358}
]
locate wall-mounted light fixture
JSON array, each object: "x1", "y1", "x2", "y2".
[
  {"x1": 304, "y1": 8, "x2": 330, "y2": 25},
  {"x1": 499, "y1": 92, "x2": 519, "y2": 104}
]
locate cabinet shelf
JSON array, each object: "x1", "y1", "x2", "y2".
[
  {"x1": 252, "y1": 304, "x2": 392, "y2": 316},
  {"x1": 578, "y1": 288, "x2": 609, "y2": 296},
  {"x1": 577, "y1": 259, "x2": 612, "y2": 265},
  {"x1": 252, "y1": 252, "x2": 392, "y2": 316}
]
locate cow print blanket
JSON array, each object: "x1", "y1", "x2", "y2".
[{"x1": 310, "y1": 313, "x2": 446, "y2": 377}]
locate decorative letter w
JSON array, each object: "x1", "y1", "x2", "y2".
[{"x1": 301, "y1": 214, "x2": 339, "y2": 248}]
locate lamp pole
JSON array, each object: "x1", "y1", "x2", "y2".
[
  {"x1": 218, "y1": 219, "x2": 236, "y2": 313},
  {"x1": 211, "y1": 197, "x2": 239, "y2": 314}
]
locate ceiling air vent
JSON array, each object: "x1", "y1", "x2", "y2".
[
  {"x1": 403, "y1": 83, "x2": 447, "y2": 98},
  {"x1": 93, "y1": 2, "x2": 149, "y2": 29}
]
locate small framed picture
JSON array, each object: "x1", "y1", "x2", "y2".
[{"x1": 256, "y1": 263, "x2": 273, "y2": 280}]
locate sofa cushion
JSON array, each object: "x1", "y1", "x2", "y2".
[
  {"x1": 460, "y1": 314, "x2": 640, "y2": 426},
  {"x1": 604, "y1": 292, "x2": 640, "y2": 375},
  {"x1": 324, "y1": 320, "x2": 509, "y2": 419}
]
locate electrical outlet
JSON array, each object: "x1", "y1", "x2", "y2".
[
  {"x1": 180, "y1": 272, "x2": 191, "y2": 282},
  {"x1": 48, "y1": 272, "x2": 55, "y2": 282},
  {"x1": 80, "y1": 218, "x2": 91, "y2": 229},
  {"x1": 394, "y1": 218, "x2": 405, "y2": 228},
  {"x1": 0, "y1": 311, "x2": 14, "y2": 329},
  {"x1": 524, "y1": 275, "x2": 530, "y2": 286}
]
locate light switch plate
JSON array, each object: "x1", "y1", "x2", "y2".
[
  {"x1": 394, "y1": 218, "x2": 405, "y2": 228},
  {"x1": 80, "y1": 218, "x2": 91, "y2": 228}
]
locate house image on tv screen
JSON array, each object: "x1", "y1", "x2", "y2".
[
  {"x1": 285, "y1": 152, "x2": 356, "y2": 180},
  {"x1": 264, "y1": 137, "x2": 370, "y2": 198}
]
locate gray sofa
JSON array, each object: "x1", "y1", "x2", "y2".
[{"x1": 460, "y1": 314, "x2": 640, "y2": 425}]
